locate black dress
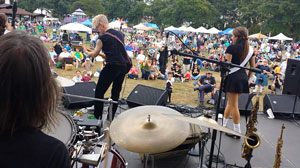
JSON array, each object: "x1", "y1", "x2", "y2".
[{"x1": 224, "y1": 45, "x2": 250, "y2": 93}]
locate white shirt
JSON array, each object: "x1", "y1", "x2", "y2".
[
  {"x1": 72, "y1": 76, "x2": 82, "y2": 83},
  {"x1": 59, "y1": 51, "x2": 71, "y2": 58}
]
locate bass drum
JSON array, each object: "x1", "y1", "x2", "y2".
[
  {"x1": 42, "y1": 111, "x2": 77, "y2": 150},
  {"x1": 97, "y1": 142, "x2": 126, "y2": 168}
]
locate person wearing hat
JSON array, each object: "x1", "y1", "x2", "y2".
[
  {"x1": 82, "y1": 57, "x2": 95, "y2": 76},
  {"x1": 194, "y1": 72, "x2": 216, "y2": 106}
]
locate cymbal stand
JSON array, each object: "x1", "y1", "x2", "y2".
[
  {"x1": 199, "y1": 132, "x2": 210, "y2": 168},
  {"x1": 142, "y1": 154, "x2": 155, "y2": 168}
]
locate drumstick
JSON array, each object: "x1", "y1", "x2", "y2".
[{"x1": 86, "y1": 48, "x2": 106, "y2": 59}]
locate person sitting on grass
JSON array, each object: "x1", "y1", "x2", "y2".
[
  {"x1": 128, "y1": 65, "x2": 139, "y2": 79},
  {"x1": 191, "y1": 64, "x2": 200, "y2": 80},
  {"x1": 72, "y1": 48, "x2": 84, "y2": 69},
  {"x1": 81, "y1": 70, "x2": 91, "y2": 82},
  {"x1": 194, "y1": 72, "x2": 216, "y2": 106},
  {"x1": 72, "y1": 70, "x2": 82, "y2": 83},
  {"x1": 81, "y1": 57, "x2": 95, "y2": 76},
  {"x1": 149, "y1": 59, "x2": 159, "y2": 80},
  {"x1": 173, "y1": 65, "x2": 183, "y2": 82}
]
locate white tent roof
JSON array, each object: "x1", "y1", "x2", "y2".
[
  {"x1": 109, "y1": 21, "x2": 127, "y2": 29},
  {"x1": 207, "y1": 27, "x2": 220, "y2": 34},
  {"x1": 269, "y1": 33, "x2": 293, "y2": 41},
  {"x1": 186, "y1": 26, "x2": 196, "y2": 32},
  {"x1": 196, "y1": 26, "x2": 208, "y2": 33},
  {"x1": 60, "y1": 22, "x2": 91, "y2": 33},
  {"x1": 177, "y1": 25, "x2": 188, "y2": 32},
  {"x1": 165, "y1": 26, "x2": 178, "y2": 31}
]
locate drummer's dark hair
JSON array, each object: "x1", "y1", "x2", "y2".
[
  {"x1": 232, "y1": 26, "x2": 249, "y2": 63},
  {"x1": 0, "y1": 30, "x2": 59, "y2": 134}
]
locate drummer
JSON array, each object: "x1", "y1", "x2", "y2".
[{"x1": 0, "y1": 31, "x2": 70, "y2": 167}]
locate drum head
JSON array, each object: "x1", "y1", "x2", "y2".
[{"x1": 42, "y1": 111, "x2": 75, "y2": 146}]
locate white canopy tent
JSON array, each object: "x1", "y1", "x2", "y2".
[
  {"x1": 60, "y1": 22, "x2": 92, "y2": 33},
  {"x1": 109, "y1": 21, "x2": 128, "y2": 29},
  {"x1": 269, "y1": 33, "x2": 293, "y2": 41},
  {"x1": 196, "y1": 26, "x2": 208, "y2": 33},
  {"x1": 207, "y1": 27, "x2": 220, "y2": 34},
  {"x1": 186, "y1": 26, "x2": 196, "y2": 32},
  {"x1": 165, "y1": 26, "x2": 178, "y2": 31},
  {"x1": 177, "y1": 26, "x2": 188, "y2": 32}
]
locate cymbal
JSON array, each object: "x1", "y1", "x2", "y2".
[
  {"x1": 55, "y1": 76, "x2": 75, "y2": 87},
  {"x1": 164, "y1": 114, "x2": 247, "y2": 138},
  {"x1": 109, "y1": 106, "x2": 190, "y2": 154}
]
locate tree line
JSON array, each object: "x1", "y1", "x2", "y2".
[{"x1": 1, "y1": 0, "x2": 299, "y2": 40}]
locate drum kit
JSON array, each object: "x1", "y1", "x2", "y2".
[{"x1": 47, "y1": 75, "x2": 248, "y2": 168}]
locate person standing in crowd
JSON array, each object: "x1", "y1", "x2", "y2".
[
  {"x1": 182, "y1": 49, "x2": 192, "y2": 75},
  {"x1": 166, "y1": 72, "x2": 173, "y2": 103},
  {"x1": 84, "y1": 14, "x2": 131, "y2": 120},
  {"x1": 222, "y1": 27, "x2": 255, "y2": 139},
  {"x1": 269, "y1": 73, "x2": 283, "y2": 95},
  {"x1": 0, "y1": 13, "x2": 13, "y2": 35},
  {"x1": 0, "y1": 31, "x2": 70, "y2": 167},
  {"x1": 254, "y1": 59, "x2": 270, "y2": 95},
  {"x1": 194, "y1": 72, "x2": 216, "y2": 106}
]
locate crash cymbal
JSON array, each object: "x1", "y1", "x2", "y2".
[
  {"x1": 110, "y1": 106, "x2": 190, "y2": 154},
  {"x1": 55, "y1": 76, "x2": 75, "y2": 87},
  {"x1": 164, "y1": 115, "x2": 247, "y2": 138}
]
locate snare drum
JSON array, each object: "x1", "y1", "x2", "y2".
[{"x1": 42, "y1": 111, "x2": 77, "y2": 149}]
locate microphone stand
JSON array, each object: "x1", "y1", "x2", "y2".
[
  {"x1": 12, "y1": 0, "x2": 18, "y2": 29},
  {"x1": 171, "y1": 49, "x2": 261, "y2": 168}
]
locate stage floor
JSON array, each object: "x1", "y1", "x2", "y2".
[{"x1": 71, "y1": 105, "x2": 300, "y2": 168}]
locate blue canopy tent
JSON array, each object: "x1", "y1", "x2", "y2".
[
  {"x1": 146, "y1": 23, "x2": 159, "y2": 30},
  {"x1": 165, "y1": 30, "x2": 185, "y2": 35},
  {"x1": 81, "y1": 19, "x2": 92, "y2": 26},
  {"x1": 218, "y1": 28, "x2": 234, "y2": 35}
]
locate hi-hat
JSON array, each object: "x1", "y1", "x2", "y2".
[
  {"x1": 109, "y1": 106, "x2": 190, "y2": 154},
  {"x1": 164, "y1": 114, "x2": 247, "y2": 138},
  {"x1": 56, "y1": 76, "x2": 75, "y2": 87}
]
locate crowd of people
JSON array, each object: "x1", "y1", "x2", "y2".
[{"x1": 7, "y1": 15, "x2": 300, "y2": 105}]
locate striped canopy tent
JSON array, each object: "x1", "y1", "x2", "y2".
[{"x1": 249, "y1": 33, "x2": 268, "y2": 39}]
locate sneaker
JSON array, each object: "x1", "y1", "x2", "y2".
[
  {"x1": 225, "y1": 133, "x2": 241, "y2": 139},
  {"x1": 194, "y1": 87, "x2": 199, "y2": 91}
]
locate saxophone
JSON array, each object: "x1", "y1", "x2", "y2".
[
  {"x1": 242, "y1": 97, "x2": 261, "y2": 162},
  {"x1": 273, "y1": 124, "x2": 285, "y2": 168}
]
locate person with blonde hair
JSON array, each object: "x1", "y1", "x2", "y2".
[
  {"x1": 222, "y1": 26, "x2": 255, "y2": 139},
  {"x1": 84, "y1": 14, "x2": 131, "y2": 120}
]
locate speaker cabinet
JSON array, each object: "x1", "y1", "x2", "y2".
[
  {"x1": 126, "y1": 84, "x2": 168, "y2": 108},
  {"x1": 263, "y1": 94, "x2": 300, "y2": 119},
  {"x1": 63, "y1": 82, "x2": 96, "y2": 109},
  {"x1": 214, "y1": 90, "x2": 253, "y2": 115},
  {"x1": 283, "y1": 58, "x2": 300, "y2": 97}
]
